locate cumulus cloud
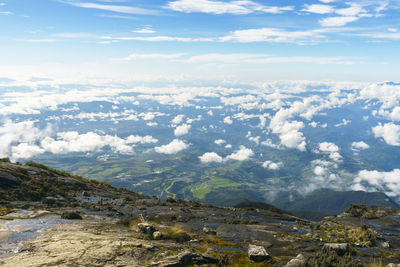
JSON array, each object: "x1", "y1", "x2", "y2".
[
  {"x1": 351, "y1": 141, "x2": 370, "y2": 150},
  {"x1": 314, "y1": 165, "x2": 326, "y2": 176},
  {"x1": 372, "y1": 123, "x2": 400, "y2": 146},
  {"x1": 154, "y1": 139, "x2": 188, "y2": 154},
  {"x1": 126, "y1": 135, "x2": 158, "y2": 144},
  {"x1": 199, "y1": 152, "x2": 224, "y2": 163},
  {"x1": 262, "y1": 160, "x2": 283, "y2": 170},
  {"x1": 279, "y1": 129, "x2": 307, "y2": 151},
  {"x1": 41, "y1": 131, "x2": 147, "y2": 155},
  {"x1": 334, "y1": 119, "x2": 351, "y2": 127},
  {"x1": 352, "y1": 169, "x2": 400, "y2": 199},
  {"x1": 223, "y1": 116, "x2": 233, "y2": 124},
  {"x1": 174, "y1": 124, "x2": 191, "y2": 136},
  {"x1": 319, "y1": 142, "x2": 339, "y2": 153},
  {"x1": 171, "y1": 114, "x2": 185, "y2": 124},
  {"x1": 0, "y1": 120, "x2": 52, "y2": 158},
  {"x1": 319, "y1": 142, "x2": 342, "y2": 162},
  {"x1": 226, "y1": 146, "x2": 254, "y2": 161},
  {"x1": 0, "y1": 119, "x2": 159, "y2": 159},
  {"x1": 11, "y1": 143, "x2": 45, "y2": 159},
  {"x1": 214, "y1": 139, "x2": 226, "y2": 145}
]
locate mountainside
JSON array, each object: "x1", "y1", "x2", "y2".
[
  {"x1": 268, "y1": 189, "x2": 400, "y2": 221},
  {"x1": 1, "y1": 161, "x2": 400, "y2": 266}
]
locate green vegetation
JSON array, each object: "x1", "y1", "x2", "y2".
[
  {"x1": 0, "y1": 206, "x2": 15, "y2": 216},
  {"x1": 313, "y1": 221, "x2": 378, "y2": 247},
  {"x1": 0, "y1": 161, "x2": 122, "y2": 202},
  {"x1": 191, "y1": 177, "x2": 241, "y2": 199},
  {"x1": 301, "y1": 250, "x2": 363, "y2": 267},
  {"x1": 345, "y1": 204, "x2": 395, "y2": 219},
  {"x1": 0, "y1": 157, "x2": 11, "y2": 163},
  {"x1": 161, "y1": 224, "x2": 191, "y2": 243},
  {"x1": 61, "y1": 212, "x2": 82, "y2": 220}
]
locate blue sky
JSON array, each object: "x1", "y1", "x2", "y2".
[{"x1": 1, "y1": 0, "x2": 400, "y2": 82}]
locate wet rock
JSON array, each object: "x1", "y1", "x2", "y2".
[
  {"x1": 202, "y1": 227, "x2": 216, "y2": 235},
  {"x1": 154, "y1": 251, "x2": 218, "y2": 266},
  {"x1": 323, "y1": 243, "x2": 349, "y2": 256},
  {"x1": 285, "y1": 254, "x2": 305, "y2": 267},
  {"x1": 153, "y1": 231, "x2": 163, "y2": 240},
  {"x1": 248, "y1": 244, "x2": 270, "y2": 262},
  {"x1": 138, "y1": 222, "x2": 157, "y2": 235}
]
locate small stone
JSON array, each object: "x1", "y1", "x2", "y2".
[
  {"x1": 202, "y1": 227, "x2": 217, "y2": 235},
  {"x1": 285, "y1": 254, "x2": 305, "y2": 267},
  {"x1": 381, "y1": 241, "x2": 390, "y2": 248},
  {"x1": 248, "y1": 244, "x2": 270, "y2": 262},
  {"x1": 153, "y1": 231, "x2": 162, "y2": 240}
]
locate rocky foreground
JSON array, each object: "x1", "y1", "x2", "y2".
[{"x1": 1, "y1": 160, "x2": 400, "y2": 266}]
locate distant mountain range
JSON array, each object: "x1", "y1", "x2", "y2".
[{"x1": 268, "y1": 189, "x2": 400, "y2": 220}]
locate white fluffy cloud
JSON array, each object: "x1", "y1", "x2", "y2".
[
  {"x1": 351, "y1": 141, "x2": 370, "y2": 150},
  {"x1": 11, "y1": 143, "x2": 45, "y2": 159},
  {"x1": 223, "y1": 116, "x2": 233, "y2": 124},
  {"x1": 319, "y1": 142, "x2": 339, "y2": 153},
  {"x1": 214, "y1": 139, "x2": 226, "y2": 145},
  {"x1": 302, "y1": 4, "x2": 334, "y2": 14},
  {"x1": 372, "y1": 123, "x2": 400, "y2": 146},
  {"x1": 199, "y1": 152, "x2": 224, "y2": 163},
  {"x1": 0, "y1": 120, "x2": 159, "y2": 159},
  {"x1": 171, "y1": 114, "x2": 185, "y2": 124},
  {"x1": 226, "y1": 146, "x2": 254, "y2": 161},
  {"x1": 319, "y1": 142, "x2": 342, "y2": 162},
  {"x1": 154, "y1": 139, "x2": 188, "y2": 154},
  {"x1": 0, "y1": 120, "x2": 52, "y2": 158},
  {"x1": 174, "y1": 124, "x2": 191, "y2": 136},
  {"x1": 262, "y1": 160, "x2": 283, "y2": 170},
  {"x1": 352, "y1": 169, "x2": 400, "y2": 199},
  {"x1": 41, "y1": 131, "x2": 153, "y2": 155}
]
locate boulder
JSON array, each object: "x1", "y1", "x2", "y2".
[
  {"x1": 248, "y1": 244, "x2": 270, "y2": 262},
  {"x1": 285, "y1": 254, "x2": 305, "y2": 267},
  {"x1": 323, "y1": 243, "x2": 349, "y2": 256}
]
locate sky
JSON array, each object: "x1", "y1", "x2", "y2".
[{"x1": 1, "y1": 0, "x2": 400, "y2": 83}]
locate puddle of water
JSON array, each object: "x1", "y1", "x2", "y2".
[{"x1": 0, "y1": 213, "x2": 65, "y2": 258}]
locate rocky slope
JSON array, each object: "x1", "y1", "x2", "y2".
[{"x1": 1, "y1": 160, "x2": 400, "y2": 266}]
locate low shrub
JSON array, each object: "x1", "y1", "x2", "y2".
[
  {"x1": 61, "y1": 211, "x2": 82, "y2": 220},
  {"x1": 161, "y1": 224, "x2": 191, "y2": 243},
  {"x1": 302, "y1": 250, "x2": 363, "y2": 267}
]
